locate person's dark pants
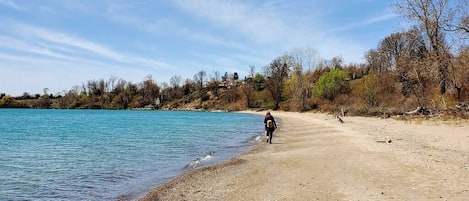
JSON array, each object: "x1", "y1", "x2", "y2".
[{"x1": 266, "y1": 130, "x2": 273, "y2": 144}]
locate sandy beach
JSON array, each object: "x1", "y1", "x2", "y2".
[{"x1": 140, "y1": 111, "x2": 469, "y2": 201}]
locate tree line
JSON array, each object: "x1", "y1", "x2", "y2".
[{"x1": 1, "y1": 0, "x2": 468, "y2": 117}]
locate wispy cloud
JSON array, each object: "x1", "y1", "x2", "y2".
[
  {"x1": 170, "y1": 0, "x2": 373, "y2": 62},
  {"x1": 104, "y1": 4, "x2": 254, "y2": 55},
  {"x1": 0, "y1": 0, "x2": 405, "y2": 95},
  {"x1": 0, "y1": 0, "x2": 22, "y2": 10},
  {"x1": 172, "y1": 0, "x2": 291, "y2": 44},
  {"x1": 361, "y1": 11, "x2": 398, "y2": 25},
  {"x1": 0, "y1": 18, "x2": 177, "y2": 95},
  {"x1": 339, "y1": 10, "x2": 398, "y2": 32},
  {"x1": 3, "y1": 20, "x2": 171, "y2": 70},
  {"x1": 13, "y1": 23, "x2": 127, "y2": 61},
  {"x1": 0, "y1": 35, "x2": 73, "y2": 60}
]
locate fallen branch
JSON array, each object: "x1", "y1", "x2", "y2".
[
  {"x1": 405, "y1": 106, "x2": 431, "y2": 115},
  {"x1": 405, "y1": 107, "x2": 420, "y2": 115},
  {"x1": 336, "y1": 116, "x2": 344, "y2": 124}
]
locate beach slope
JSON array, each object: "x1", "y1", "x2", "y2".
[{"x1": 141, "y1": 111, "x2": 469, "y2": 201}]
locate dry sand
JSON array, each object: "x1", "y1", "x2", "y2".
[{"x1": 140, "y1": 111, "x2": 469, "y2": 201}]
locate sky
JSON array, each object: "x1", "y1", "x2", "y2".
[{"x1": 0, "y1": 0, "x2": 405, "y2": 96}]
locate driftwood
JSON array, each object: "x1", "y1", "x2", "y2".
[
  {"x1": 382, "y1": 113, "x2": 391, "y2": 119},
  {"x1": 456, "y1": 102, "x2": 469, "y2": 111},
  {"x1": 405, "y1": 107, "x2": 420, "y2": 115},
  {"x1": 405, "y1": 106, "x2": 431, "y2": 115},
  {"x1": 376, "y1": 136, "x2": 393, "y2": 144},
  {"x1": 336, "y1": 116, "x2": 344, "y2": 124},
  {"x1": 376, "y1": 139, "x2": 392, "y2": 144}
]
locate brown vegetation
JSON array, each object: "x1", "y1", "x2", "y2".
[{"x1": 1, "y1": 0, "x2": 468, "y2": 118}]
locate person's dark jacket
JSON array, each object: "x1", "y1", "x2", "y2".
[{"x1": 264, "y1": 114, "x2": 277, "y2": 131}]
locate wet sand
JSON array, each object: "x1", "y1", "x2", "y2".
[{"x1": 140, "y1": 111, "x2": 469, "y2": 201}]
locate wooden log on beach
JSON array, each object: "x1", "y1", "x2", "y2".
[{"x1": 336, "y1": 116, "x2": 344, "y2": 124}]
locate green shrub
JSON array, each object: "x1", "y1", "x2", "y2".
[
  {"x1": 313, "y1": 68, "x2": 350, "y2": 101},
  {"x1": 359, "y1": 73, "x2": 381, "y2": 107}
]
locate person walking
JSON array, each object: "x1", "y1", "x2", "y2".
[{"x1": 264, "y1": 111, "x2": 277, "y2": 144}]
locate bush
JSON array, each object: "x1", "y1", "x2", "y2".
[
  {"x1": 313, "y1": 68, "x2": 350, "y2": 101},
  {"x1": 0, "y1": 95, "x2": 27, "y2": 108},
  {"x1": 358, "y1": 73, "x2": 381, "y2": 107}
]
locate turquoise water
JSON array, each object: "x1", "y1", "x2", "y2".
[{"x1": 0, "y1": 109, "x2": 264, "y2": 200}]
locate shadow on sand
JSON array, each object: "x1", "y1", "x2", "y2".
[{"x1": 265, "y1": 142, "x2": 283, "y2": 145}]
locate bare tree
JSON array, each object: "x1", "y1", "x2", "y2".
[
  {"x1": 288, "y1": 47, "x2": 306, "y2": 111},
  {"x1": 367, "y1": 28, "x2": 431, "y2": 108},
  {"x1": 169, "y1": 75, "x2": 182, "y2": 89},
  {"x1": 240, "y1": 83, "x2": 255, "y2": 108},
  {"x1": 365, "y1": 49, "x2": 387, "y2": 74},
  {"x1": 160, "y1": 82, "x2": 170, "y2": 103},
  {"x1": 288, "y1": 47, "x2": 321, "y2": 111},
  {"x1": 450, "y1": 49, "x2": 469, "y2": 100},
  {"x1": 140, "y1": 75, "x2": 160, "y2": 107},
  {"x1": 265, "y1": 55, "x2": 291, "y2": 110},
  {"x1": 209, "y1": 71, "x2": 221, "y2": 99},
  {"x1": 194, "y1": 70, "x2": 206, "y2": 90},
  {"x1": 169, "y1": 75, "x2": 183, "y2": 99},
  {"x1": 393, "y1": 0, "x2": 462, "y2": 94},
  {"x1": 367, "y1": 27, "x2": 428, "y2": 74},
  {"x1": 457, "y1": 15, "x2": 469, "y2": 34},
  {"x1": 330, "y1": 56, "x2": 344, "y2": 69},
  {"x1": 249, "y1": 65, "x2": 256, "y2": 78},
  {"x1": 39, "y1": 88, "x2": 51, "y2": 108},
  {"x1": 444, "y1": 0, "x2": 469, "y2": 34},
  {"x1": 193, "y1": 70, "x2": 207, "y2": 105}
]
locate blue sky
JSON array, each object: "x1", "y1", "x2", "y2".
[{"x1": 0, "y1": 0, "x2": 404, "y2": 96}]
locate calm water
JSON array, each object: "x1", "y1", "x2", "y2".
[{"x1": 0, "y1": 109, "x2": 264, "y2": 200}]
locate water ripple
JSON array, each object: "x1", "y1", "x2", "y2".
[{"x1": 0, "y1": 109, "x2": 263, "y2": 200}]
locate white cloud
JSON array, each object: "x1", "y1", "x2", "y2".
[
  {"x1": 172, "y1": 0, "x2": 292, "y2": 44},
  {"x1": 104, "y1": 4, "x2": 254, "y2": 55},
  {"x1": 0, "y1": 0, "x2": 22, "y2": 10},
  {"x1": 14, "y1": 23, "x2": 126, "y2": 61},
  {"x1": 329, "y1": 10, "x2": 399, "y2": 33},
  {"x1": 0, "y1": 0, "x2": 406, "y2": 95},
  {"x1": 170, "y1": 0, "x2": 400, "y2": 63},
  {"x1": 0, "y1": 19, "x2": 179, "y2": 95},
  {"x1": 362, "y1": 11, "x2": 398, "y2": 25},
  {"x1": 5, "y1": 21, "x2": 172, "y2": 70},
  {"x1": 0, "y1": 35, "x2": 73, "y2": 60},
  {"x1": 169, "y1": 0, "x2": 364, "y2": 62}
]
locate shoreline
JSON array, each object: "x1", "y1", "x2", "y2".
[
  {"x1": 139, "y1": 111, "x2": 469, "y2": 201},
  {"x1": 137, "y1": 110, "x2": 268, "y2": 200}
]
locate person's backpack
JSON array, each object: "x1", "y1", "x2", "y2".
[{"x1": 266, "y1": 120, "x2": 274, "y2": 128}]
